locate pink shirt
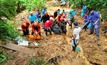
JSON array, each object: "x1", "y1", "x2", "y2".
[{"x1": 44, "y1": 20, "x2": 52, "y2": 28}]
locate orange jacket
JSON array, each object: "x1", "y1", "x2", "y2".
[
  {"x1": 32, "y1": 23, "x2": 40, "y2": 34},
  {"x1": 21, "y1": 21, "x2": 30, "y2": 31}
]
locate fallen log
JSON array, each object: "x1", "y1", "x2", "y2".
[{"x1": 0, "y1": 43, "x2": 34, "y2": 55}]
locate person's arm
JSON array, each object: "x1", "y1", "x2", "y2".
[
  {"x1": 70, "y1": 34, "x2": 76, "y2": 42},
  {"x1": 94, "y1": 19, "x2": 99, "y2": 25}
]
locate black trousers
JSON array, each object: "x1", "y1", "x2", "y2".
[
  {"x1": 70, "y1": 17, "x2": 74, "y2": 28},
  {"x1": 45, "y1": 28, "x2": 52, "y2": 36},
  {"x1": 23, "y1": 29, "x2": 29, "y2": 36}
]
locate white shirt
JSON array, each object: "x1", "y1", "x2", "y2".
[{"x1": 73, "y1": 27, "x2": 81, "y2": 39}]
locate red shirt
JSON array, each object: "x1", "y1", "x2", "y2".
[
  {"x1": 32, "y1": 23, "x2": 40, "y2": 33},
  {"x1": 44, "y1": 20, "x2": 52, "y2": 28}
]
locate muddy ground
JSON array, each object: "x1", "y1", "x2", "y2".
[{"x1": 1, "y1": 1, "x2": 107, "y2": 65}]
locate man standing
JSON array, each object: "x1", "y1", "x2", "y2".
[
  {"x1": 36, "y1": 10, "x2": 41, "y2": 23},
  {"x1": 44, "y1": 17, "x2": 54, "y2": 36},
  {"x1": 41, "y1": 12, "x2": 50, "y2": 24},
  {"x1": 41, "y1": 7, "x2": 47, "y2": 16},
  {"x1": 68, "y1": 10, "x2": 76, "y2": 28},
  {"x1": 70, "y1": 22, "x2": 81, "y2": 51},
  {"x1": 28, "y1": 12, "x2": 36, "y2": 24},
  {"x1": 88, "y1": 9, "x2": 100, "y2": 37}
]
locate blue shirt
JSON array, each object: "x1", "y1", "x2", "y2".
[
  {"x1": 84, "y1": 14, "x2": 89, "y2": 24},
  {"x1": 42, "y1": 9, "x2": 47, "y2": 16},
  {"x1": 57, "y1": 10, "x2": 61, "y2": 14},
  {"x1": 36, "y1": 11, "x2": 41, "y2": 18},
  {"x1": 68, "y1": 10, "x2": 76, "y2": 19},
  {"x1": 89, "y1": 11, "x2": 100, "y2": 24},
  {"x1": 28, "y1": 15, "x2": 36, "y2": 21}
]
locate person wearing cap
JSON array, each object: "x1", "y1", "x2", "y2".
[
  {"x1": 21, "y1": 18, "x2": 30, "y2": 36},
  {"x1": 32, "y1": 22, "x2": 41, "y2": 36},
  {"x1": 41, "y1": 12, "x2": 50, "y2": 24},
  {"x1": 88, "y1": 9, "x2": 100, "y2": 37},
  {"x1": 28, "y1": 12, "x2": 36, "y2": 24},
  {"x1": 70, "y1": 21, "x2": 81, "y2": 51},
  {"x1": 44, "y1": 17, "x2": 54, "y2": 36},
  {"x1": 68, "y1": 10, "x2": 76, "y2": 28}
]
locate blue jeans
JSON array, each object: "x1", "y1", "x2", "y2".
[
  {"x1": 71, "y1": 39, "x2": 79, "y2": 51},
  {"x1": 90, "y1": 24, "x2": 99, "y2": 36},
  {"x1": 71, "y1": 39, "x2": 79, "y2": 46}
]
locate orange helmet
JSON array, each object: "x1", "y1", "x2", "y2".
[
  {"x1": 34, "y1": 22, "x2": 38, "y2": 26},
  {"x1": 23, "y1": 23, "x2": 27, "y2": 27},
  {"x1": 45, "y1": 12, "x2": 48, "y2": 15},
  {"x1": 60, "y1": 17, "x2": 64, "y2": 21}
]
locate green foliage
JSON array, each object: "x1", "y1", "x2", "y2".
[
  {"x1": 28, "y1": 57, "x2": 49, "y2": 65},
  {"x1": 68, "y1": 0, "x2": 107, "y2": 21},
  {"x1": 0, "y1": 52, "x2": 13, "y2": 64},
  {"x1": 20, "y1": 0, "x2": 46, "y2": 11},
  {"x1": 0, "y1": 0, "x2": 17, "y2": 19},
  {"x1": 0, "y1": 21, "x2": 20, "y2": 41},
  {"x1": 0, "y1": 0, "x2": 46, "y2": 19}
]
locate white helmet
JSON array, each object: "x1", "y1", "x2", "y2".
[{"x1": 50, "y1": 17, "x2": 54, "y2": 21}]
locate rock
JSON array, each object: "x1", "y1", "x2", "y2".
[{"x1": 103, "y1": 48, "x2": 107, "y2": 52}]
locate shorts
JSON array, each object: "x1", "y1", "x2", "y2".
[{"x1": 71, "y1": 39, "x2": 79, "y2": 47}]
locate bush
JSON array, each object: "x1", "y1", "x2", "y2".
[
  {"x1": 0, "y1": 21, "x2": 20, "y2": 41},
  {"x1": 0, "y1": 52, "x2": 13, "y2": 64},
  {"x1": 28, "y1": 57, "x2": 49, "y2": 65}
]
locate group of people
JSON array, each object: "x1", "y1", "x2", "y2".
[{"x1": 20, "y1": 6, "x2": 101, "y2": 51}]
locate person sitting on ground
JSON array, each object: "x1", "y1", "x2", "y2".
[
  {"x1": 44, "y1": 17, "x2": 54, "y2": 36},
  {"x1": 41, "y1": 12, "x2": 50, "y2": 24},
  {"x1": 32, "y1": 22, "x2": 41, "y2": 36},
  {"x1": 70, "y1": 22, "x2": 81, "y2": 51},
  {"x1": 36, "y1": 10, "x2": 41, "y2": 23},
  {"x1": 28, "y1": 12, "x2": 36, "y2": 24},
  {"x1": 21, "y1": 17, "x2": 30, "y2": 36}
]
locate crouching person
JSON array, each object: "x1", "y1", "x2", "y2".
[
  {"x1": 70, "y1": 22, "x2": 81, "y2": 51},
  {"x1": 44, "y1": 17, "x2": 54, "y2": 36},
  {"x1": 32, "y1": 22, "x2": 41, "y2": 36},
  {"x1": 21, "y1": 18, "x2": 30, "y2": 36}
]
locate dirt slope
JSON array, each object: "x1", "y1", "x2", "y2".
[{"x1": 3, "y1": 1, "x2": 107, "y2": 65}]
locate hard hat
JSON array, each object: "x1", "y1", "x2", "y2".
[
  {"x1": 34, "y1": 22, "x2": 38, "y2": 26},
  {"x1": 60, "y1": 17, "x2": 64, "y2": 21},
  {"x1": 45, "y1": 12, "x2": 48, "y2": 15},
  {"x1": 50, "y1": 17, "x2": 54, "y2": 21},
  {"x1": 30, "y1": 12, "x2": 33, "y2": 14},
  {"x1": 23, "y1": 23, "x2": 27, "y2": 27}
]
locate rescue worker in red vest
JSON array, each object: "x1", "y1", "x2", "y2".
[
  {"x1": 44, "y1": 17, "x2": 54, "y2": 36},
  {"x1": 21, "y1": 17, "x2": 30, "y2": 36},
  {"x1": 32, "y1": 22, "x2": 41, "y2": 36}
]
